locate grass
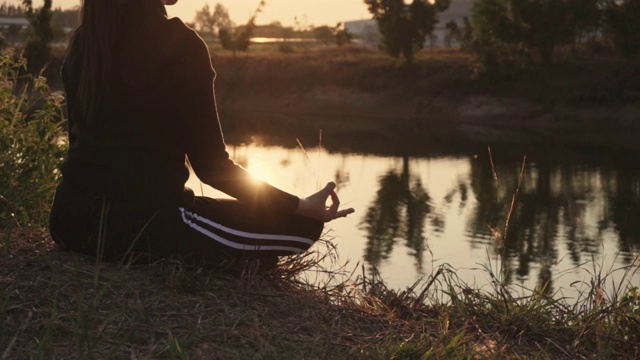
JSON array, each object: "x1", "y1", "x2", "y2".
[
  {"x1": 0, "y1": 47, "x2": 67, "y2": 228},
  {"x1": 1, "y1": 43, "x2": 639, "y2": 359},
  {"x1": 1, "y1": 226, "x2": 639, "y2": 359}
]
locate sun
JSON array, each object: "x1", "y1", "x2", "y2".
[{"x1": 246, "y1": 157, "x2": 274, "y2": 184}]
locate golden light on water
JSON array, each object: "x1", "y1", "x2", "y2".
[
  {"x1": 245, "y1": 154, "x2": 275, "y2": 184},
  {"x1": 186, "y1": 144, "x2": 640, "y2": 299}
]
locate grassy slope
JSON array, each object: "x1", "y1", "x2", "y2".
[{"x1": 2, "y1": 229, "x2": 639, "y2": 359}]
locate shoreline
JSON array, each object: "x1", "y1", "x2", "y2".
[
  {"x1": 209, "y1": 47, "x2": 640, "y2": 155},
  {"x1": 41, "y1": 45, "x2": 640, "y2": 154}
]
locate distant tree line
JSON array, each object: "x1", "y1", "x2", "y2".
[
  {"x1": 193, "y1": 1, "x2": 353, "y2": 54},
  {"x1": 0, "y1": 3, "x2": 78, "y2": 45},
  {"x1": 0, "y1": 1, "x2": 78, "y2": 73},
  {"x1": 445, "y1": 0, "x2": 640, "y2": 74},
  {"x1": 363, "y1": 0, "x2": 639, "y2": 69},
  {"x1": 0, "y1": 2, "x2": 26, "y2": 16},
  {"x1": 51, "y1": 7, "x2": 79, "y2": 31}
]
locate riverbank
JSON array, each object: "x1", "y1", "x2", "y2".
[
  {"x1": 3, "y1": 45, "x2": 640, "y2": 359},
  {"x1": 40, "y1": 44, "x2": 640, "y2": 155},
  {"x1": 209, "y1": 46, "x2": 640, "y2": 156},
  {"x1": 2, "y1": 228, "x2": 639, "y2": 358}
]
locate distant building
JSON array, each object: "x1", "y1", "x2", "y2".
[
  {"x1": 0, "y1": 16, "x2": 28, "y2": 30},
  {"x1": 344, "y1": 19, "x2": 378, "y2": 46},
  {"x1": 344, "y1": 0, "x2": 471, "y2": 48},
  {"x1": 0, "y1": 16, "x2": 28, "y2": 44}
]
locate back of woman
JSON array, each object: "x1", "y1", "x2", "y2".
[
  {"x1": 50, "y1": 0, "x2": 354, "y2": 269},
  {"x1": 61, "y1": 0, "x2": 199, "y2": 206}
]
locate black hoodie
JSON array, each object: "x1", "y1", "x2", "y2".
[{"x1": 60, "y1": 0, "x2": 299, "y2": 215}]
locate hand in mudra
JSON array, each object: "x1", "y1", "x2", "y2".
[{"x1": 295, "y1": 182, "x2": 355, "y2": 222}]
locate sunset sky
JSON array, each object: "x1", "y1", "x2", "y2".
[{"x1": 12, "y1": 0, "x2": 372, "y2": 27}]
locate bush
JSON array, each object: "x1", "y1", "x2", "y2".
[
  {"x1": 604, "y1": 0, "x2": 640, "y2": 59},
  {"x1": 22, "y1": 40, "x2": 50, "y2": 74},
  {"x1": 0, "y1": 47, "x2": 66, "y2": 227},
  {"x1": 468, "y1": 0, "x2": 602, "y2": 75}
]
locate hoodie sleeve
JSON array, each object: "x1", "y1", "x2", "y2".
[{"x1": 174, "y1": 22, "x2": 299, "y2": 215}]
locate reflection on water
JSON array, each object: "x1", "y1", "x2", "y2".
[
  {"x1": 361, "y1": 156, "x2": 430, "y2": 273},
  {"x1": 462, "y1": 154, "x2": 640, "y2": 295},
  {"x1": 187, "y1": 144, "x2": 640, "y2": 298}
]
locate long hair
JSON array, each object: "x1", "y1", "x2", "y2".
[{"x1": 67, "y1": 0, "x2": 129, "y2": 121}]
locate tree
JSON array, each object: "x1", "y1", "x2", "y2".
[
  {"x1": 313, "y1": 24, "x2": 353, "y2": 47},
  {"x1": 509, "y1": 0, "x2": 593, "y2": 63},
  {"x1": 568, "y1": 0, "x2": 602, "y2": 45},
  {"x1": 218, "y1": 1, "x2": 265, "y2": 55},
  {"x1": 313, "y1": 26, "x2": 334, "y2": 45},
  {"x1": 460, "y1": 17, "x2": 475, "y2": 50},
  {"x1": 213, "y1": 3, "x2": 233, "y2": 31},
  {"x1": 445, "y1": 17, "x2": 474, "y2": 50},
  {"x1": 51, "y1": 6, "x2": 80, "y2": 30},
  {"x1": 22, "y1": 0, "x2": 53, "y2": 73},
  {"x1": 5, "y1": 24, "x2": 22, "y2": 43},
  {"x1": 334, "y1": 23, "x2": 353, "y2": 47},
  {"x1": 604, "y1": 0, "x2": 640, "y2": 58},
  {"x1": 0, "y1": 3, "x2": 26, "y2": 16},
  {"x1": 195, "y1": 3, "x2": 233, "y2": 36},
  {"x1": 252, "y1": 21, "x2": 289, "y2": 38},
  {"x1": 364, "y1": 0, "x2": 450, "y2": 63},
  {"x1": 194, "y1": 3, "x2": 215, "y2": 34},
  {"x1": 293, "y1": 15, "x2": 312, "y2": 53},
  {"x1": 470, "y1": 0, "x2": 604, "y2": 66},
  {"x1": 280, "y1": 25, "x2": 294, "y2": 41},
  {"x1": 444, "y1": 19, "x2": 456, "y2": 47}
]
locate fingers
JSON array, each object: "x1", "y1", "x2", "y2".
[
  {"x1": 322, "y1": 181, "x2": 336, "y2": 196},
  {"x1": 325, "y1": 208, "x2": 354, "y2": 222},
  {"x1": 328, "y1": 190, "x2": 340, "y2": 213},
  {"x1": 325, "y1": 190, "x2": 354, "y2": 222},
  {"x1": 333, "y1": 207, "x2": 355, "y2": 219},
  {"x1": 305, "y1": 181, "x2": 353, "y2": 222}
]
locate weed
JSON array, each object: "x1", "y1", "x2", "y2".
[{"x1": 0, "y1": 47, "x2": 66, "y2": 228}]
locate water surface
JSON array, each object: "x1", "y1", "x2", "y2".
[{"x1": 186, "y1": 143, "x2": 640, "y2": 300}]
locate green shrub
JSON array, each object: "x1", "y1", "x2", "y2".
[{"x1": 0, "y1": 47, "x2": 66, "y2": 227}]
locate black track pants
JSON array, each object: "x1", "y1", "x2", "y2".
[{"x1": 49, "y1": 181, "x2": 324, "y2": 267}]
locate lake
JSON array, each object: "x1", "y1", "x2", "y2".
[{"x1": 186, "y1": 142, "x2": 640, "y2": 301}]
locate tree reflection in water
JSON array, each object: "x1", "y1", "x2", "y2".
[
  {"x1": 360, "y1": 149, "x2": 640, "y2": 294},
  {"x1": 465, "y1": 153, "x2": 640, "y2": 294},
  {"x1": 360, "y1": 156, "x2": 430, "y2": 275}
]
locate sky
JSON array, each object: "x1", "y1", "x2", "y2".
[{"x1": 13, "y1": 0, "x2": 372, "y2": 27}]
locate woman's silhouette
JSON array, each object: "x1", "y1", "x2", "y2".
[{"x1": 49, "y1": 0, "x2": 353, "y2": 269}]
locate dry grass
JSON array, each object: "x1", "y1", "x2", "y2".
[
  {"x1": 2, "y1": 226, "x2": 639, "y2": 359},
  {"x1": 1, "y1": 228, "x2": 436, "y2": 359}
]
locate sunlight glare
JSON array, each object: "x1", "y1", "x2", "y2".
[{"x1": 246, "y1": 156, "x2": 275, "y2": 184}]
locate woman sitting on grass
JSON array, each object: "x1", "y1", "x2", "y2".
[{"x1": 49, "y1": 0, "x2": 354, "y2": 269}]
